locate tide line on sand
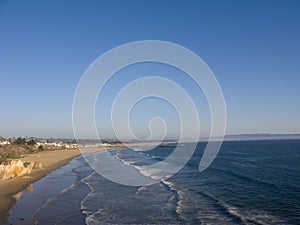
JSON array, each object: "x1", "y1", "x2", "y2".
[
  {"x1": 0, "y1": 142, "x2": 158, "y2": 224},
  {"x1": 0, "y1": 147, "x2": 112, "y2": 224}
]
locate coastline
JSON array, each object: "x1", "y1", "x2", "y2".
[
  {"x1": 0, "y1": 142, "x2": 167, "y2": 224},
  {"x1": 0, "y1": 149, "x2": 84, "y2": 224}
]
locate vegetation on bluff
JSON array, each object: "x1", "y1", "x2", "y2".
[{"x1": 0, "y1": 137, "x2": 50, "y2": 163}]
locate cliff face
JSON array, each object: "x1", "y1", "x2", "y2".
[{"x1": 0, "y1": 160, "x2": 41, "y2": 181}]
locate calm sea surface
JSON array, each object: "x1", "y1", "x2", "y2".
[{"x1": 7, "y1": 140, "x2": 300, "y2": 224}]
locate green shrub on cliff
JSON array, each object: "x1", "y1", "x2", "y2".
[
  {"x1": 14, "y1": 137, "x2": 26, "y2": 145},
  {"x1": 27, "y1": 139, "x2": 37, "y2": 146}
]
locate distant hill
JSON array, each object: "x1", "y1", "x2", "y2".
[{"x1": 223, "y1": 133, "x2": 300, "y2": 141}]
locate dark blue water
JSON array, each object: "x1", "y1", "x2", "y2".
[{"x1": 7, "y1": 140, "x2": 300, "y2": 224}]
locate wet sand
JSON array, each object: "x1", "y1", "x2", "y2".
[
  {"x1": 0, "y1": 149, "x2": 83, "y2": 224},
  {"x1": 0, "y1": 142, "x2": 160, "y2": 224}
]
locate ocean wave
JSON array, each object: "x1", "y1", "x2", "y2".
[
  {"x1": 201, "y1": 191, "x2": 286, "y2": 225},
  {"x1": 161, "y1": 180, "x2": 181, "y2": 218},
  {"x1": 81, "y1": 171, "x2": 98, "y2": 218}
]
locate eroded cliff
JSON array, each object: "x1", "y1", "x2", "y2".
[{"x1": 0, "y1": 160, "x2": 41, "y2": 181}]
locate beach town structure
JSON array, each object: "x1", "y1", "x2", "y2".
[{"x1": 0, "y1": 137, "x2": 77, "y2": 149}]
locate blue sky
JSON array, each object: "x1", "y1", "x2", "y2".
[{"x1": 1, "y1": 0, "x2": 300, "y2": 139}]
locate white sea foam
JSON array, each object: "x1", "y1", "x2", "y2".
[
  {"x1": 80, "y1": 171, "x2": 97, "y2": 218},
  {"x1": 113, "y1": 148, "x2": 163, "y2": 182},
  {"x1": 202, "y1": 192, "x2": 286, "y2": 225},
  {"x1": 160, "y1": 179, "x2": 183, "y2": 219},
  {"x1": 134, "y1": 165, "x2": 163, "y2": 180}
]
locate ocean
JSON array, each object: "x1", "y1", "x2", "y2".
[{"x1": 7, "y1": 140, "x2": 300, "y2": 224}]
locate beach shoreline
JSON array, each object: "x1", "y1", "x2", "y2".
[
  {"x1": 0, "y1": 142, "x2": 167, "y2": 224},
  {"x1": 0, "y1": 146, "x2": 126, "y2": 225},
  {"x1": 0, "y1": 149, "x2": 85, "y2": 224}
]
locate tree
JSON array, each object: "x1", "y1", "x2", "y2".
[
  {"x1": 27, "y1": 139, "x2": 37, "y2": 146},
  {"x1": 14, "y1": 137, "x2": 26, "y2": 145}
]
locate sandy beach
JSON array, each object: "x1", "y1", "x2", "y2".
[
  {"x1": 0, "y1": 149, "x2": 83, "y2": 224},
  {"x1": 0, "y1": 143, "x2": 159, "y2": 224}
]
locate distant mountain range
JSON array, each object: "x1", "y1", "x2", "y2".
[{"x1": 223, "y1": 133, "x2": 300, "y2": 141}]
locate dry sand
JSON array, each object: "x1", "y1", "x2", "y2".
[
  {"x1": 0, "y1": 142, "x2": 159, "y2": 224},
  {"x1": 0, "y1": 149, "x2": 84, "y2": 224}
]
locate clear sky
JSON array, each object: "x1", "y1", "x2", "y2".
[{"x1": 1, "y1": 0, "x2": 300, "y2": 139}]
